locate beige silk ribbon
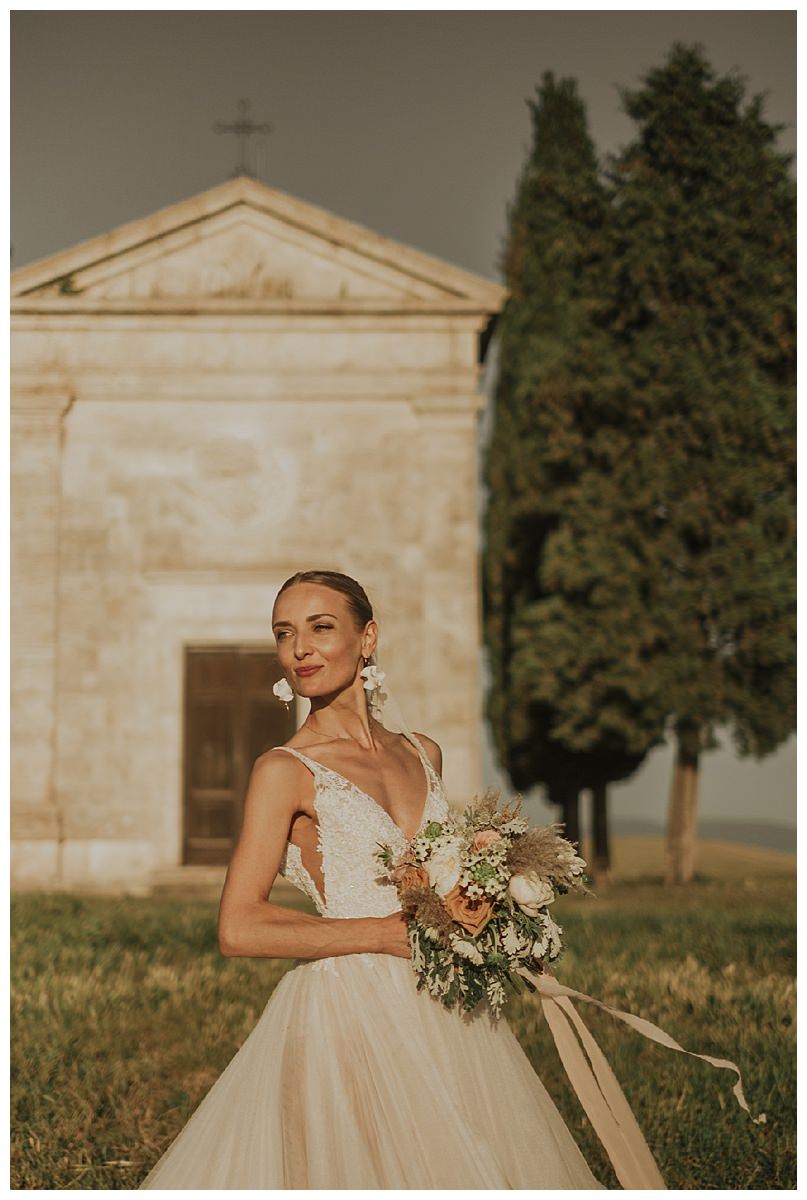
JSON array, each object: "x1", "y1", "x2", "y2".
[{"x1": 517, "y1": 967, "x2": 766, "y2": 1191}]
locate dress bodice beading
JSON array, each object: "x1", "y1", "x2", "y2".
[{"x1": 275, "y1": 733, "x2": 449, "y2": 920}]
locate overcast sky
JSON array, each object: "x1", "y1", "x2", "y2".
[
  {"x1": 10, "y1": 10, "x2": 796, "y2": 833},
  {"x1": 11, "y1": 10, "x2": 795, "y2": 276}
]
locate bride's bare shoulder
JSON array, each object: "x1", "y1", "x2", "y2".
[
  {"x1": 411, "y1": 731, "x2": 443, "y2": 775},
  {"x1": 236, "y1": 746, "x2": 317, "y2": 826},
  {"x1": 251, "y1": 744, "x2": 314, "y2": 792}
]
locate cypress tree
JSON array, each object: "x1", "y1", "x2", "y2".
[
  {"x1": 601, "y1": 43, "x2": 796, "y2": 882},
  {"x1": 483, "y1": 73, "x2": 670, "y2": 869}
]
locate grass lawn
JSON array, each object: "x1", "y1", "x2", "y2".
[{"x1": 11, "y1": 838, "x2": 794, "y2": 1189}]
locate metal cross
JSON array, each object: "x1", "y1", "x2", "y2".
[{"x1": 214, "y1": 98, "x2": 273, "y2": 179}]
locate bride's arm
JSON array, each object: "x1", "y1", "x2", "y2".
[{"x1": 216, "y1": 753, "x2": 406, "y2": 960}]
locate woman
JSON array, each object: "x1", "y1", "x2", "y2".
[{"x1": 140, "y1": 569, "x2": 606, "y2": 1188}]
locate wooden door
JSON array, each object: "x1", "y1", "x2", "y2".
[{"x1": 183, "y1": 646, "x2": 294, "y2": 865}]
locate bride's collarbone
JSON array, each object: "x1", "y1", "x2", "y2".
[
  {"x1": 332, "y1": 750, "x2": 424, "y2": 803},
  {"x1": 290, "y1": 738, "x2": 428, "y2": 827}
]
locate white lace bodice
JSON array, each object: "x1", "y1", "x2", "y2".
[{"x1": 274, "y1": 732, "x2": 449, "y2": 920}]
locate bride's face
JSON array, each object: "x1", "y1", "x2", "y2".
[{"x1": 271, "y1": 583, "x2": 376, "y2": 703}]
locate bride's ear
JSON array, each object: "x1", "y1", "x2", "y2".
[{"x1": 362, "y1": 620, "x2": 379, "y2": 661}]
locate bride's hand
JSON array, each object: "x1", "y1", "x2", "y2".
[{"x1": 374, "y1": 911, "x2": 412, "y2": 957}]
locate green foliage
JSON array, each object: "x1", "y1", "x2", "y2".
[
  {"x1": 603, "y1": 42, "x2": 796, "y2": 763},
  {"x1": 375, "y1": 841, "x2": 394, "y2": 866},
  {"x1": 483, "y1": 69, "x2": 663, "y2": 803},
  {"x1": 482, "y1": 43, "x2": 795, "y2": 811}
]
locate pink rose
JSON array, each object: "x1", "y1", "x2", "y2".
[
  {"x1": 472, "y1": 829, "x2": 502, "y2": 852},
  {"x1": 389, "y1": 863, "x2": 430, "y2": 892}
]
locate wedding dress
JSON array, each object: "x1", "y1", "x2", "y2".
[{"x1": 140, "y1": 731, "x2": 606, "y2": 1189}]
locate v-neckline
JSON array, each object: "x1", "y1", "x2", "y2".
[{"x1": 285, "y1": 732, "x2": 432, "y2": 843}]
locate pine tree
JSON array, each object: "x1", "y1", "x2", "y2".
[{"x1": 602, "y1": 43, "x2": 796, "y2": 882}]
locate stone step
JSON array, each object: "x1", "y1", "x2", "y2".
[
  {"x1": 148, "y1": 865, "x2": 301, "y2": 904},
  {"x1": 150, "y1": 865, "x2": 226, "y2": 892}
]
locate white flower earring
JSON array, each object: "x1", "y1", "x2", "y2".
[
  {"x1": 273, "y1": 677, "x2": 294, "y2": 713},
  {"x1": 360, "y1": 657, "x2": 387, "y2": 717}
]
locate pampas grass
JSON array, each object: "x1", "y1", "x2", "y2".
[
  {"x1": 506, "y1": 823, "x2": 594, "y2": 895},
  {"x1": 397, "y1": 884, "x2": 456, "y2": 944}
]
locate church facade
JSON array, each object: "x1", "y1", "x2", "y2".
[{"x1": 11, "y1": 175, "x2": 505, "y2": 892}]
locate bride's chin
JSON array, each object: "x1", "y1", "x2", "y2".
[{"x1": 303, "y1": 679, "x2": 358, "y2": 705}]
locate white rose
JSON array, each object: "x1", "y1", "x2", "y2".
[
  {"x1": 508, "y1": 872, "x2": 555, "y2": 916},
  {"x1": 426, "y1": 838, "x2": 463, "y2": 896}
]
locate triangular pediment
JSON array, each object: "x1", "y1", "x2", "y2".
[{"x1": 11, "y1": 176, "x2": 506, "y2": 312}]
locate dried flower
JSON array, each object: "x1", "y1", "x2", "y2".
[{"x1": 398, "y1": 884, "x2": 456, "y2": 944}]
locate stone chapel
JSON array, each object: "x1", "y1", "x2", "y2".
[{"x1": 11, "y1": 175, "x2": 506, "y2": 892}]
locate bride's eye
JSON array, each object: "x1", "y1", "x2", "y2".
[{"x1": 315, "y1": 624, "x2": 334, "y2": 632}]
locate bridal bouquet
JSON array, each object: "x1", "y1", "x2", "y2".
[{"x1": 375, "y1": 789, "x2": 592, "y2": 1018}]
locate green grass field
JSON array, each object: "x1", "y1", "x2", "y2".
[{"x1": 11, "y1": 839, "x2": 795, "y2": 1189}]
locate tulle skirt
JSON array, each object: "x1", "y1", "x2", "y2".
[{"x1": 140, "y1": 951, "x2": 606, "y2": 1189}]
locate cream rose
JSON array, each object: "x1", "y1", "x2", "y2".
[
  {"x1": 425, "y1": 838, "x2": 463, "y2": 896},
  {"x1": 508, "y1": 871, "x2": 555, "y2": 916}
]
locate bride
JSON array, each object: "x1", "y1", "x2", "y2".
[{"x1": 140, "y1": 568, "x2": 607, "y2": 1188}]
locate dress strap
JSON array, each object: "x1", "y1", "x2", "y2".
[
  {"x1": 403, "y1": 731, "x2": 440, "y2": 785},
  {"x1": 403, "y1": 730, "x2": 427, "y2": 759},
  {"x1": 268, "y1": 745, "x2": 322, "y2": 779}
]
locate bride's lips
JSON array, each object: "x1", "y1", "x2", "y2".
[{"x1": 295, "y1": 665, "x2": 322, "y2": 677}]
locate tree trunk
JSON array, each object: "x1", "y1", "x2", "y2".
[
  {"x1": 664, "y1": 740, "x2": 700, "y2": 884},
  {"x1": 590, "y1": 783, "x2": 612, "y2": 882},
  {"x1": 560, "y1": 790, "x2": 580, "y2": 847}
]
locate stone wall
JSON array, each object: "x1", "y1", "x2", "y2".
[{"x1": 11, "y1": 179, "x2": 504, "y2": 891}]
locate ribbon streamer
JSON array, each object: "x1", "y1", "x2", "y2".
[{"x1": 517, "y1": 967, "x2": 766, "y2": 1191}]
